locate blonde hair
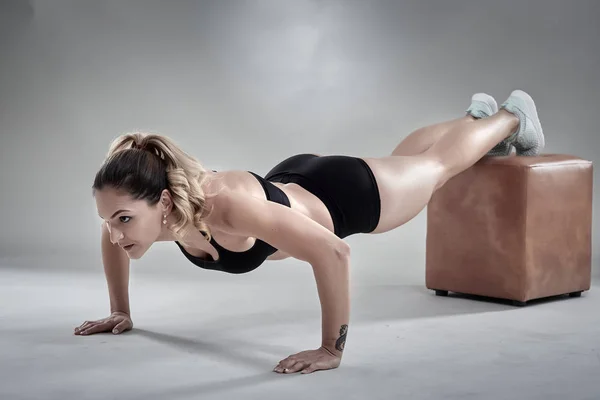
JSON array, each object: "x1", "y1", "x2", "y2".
[{"x1": 92, "y1": 132, "x2": 222, "y2": 242}]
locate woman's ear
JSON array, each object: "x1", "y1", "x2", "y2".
[{"x1": 160, "y1": 189, "x2": 173, "y2": 213}]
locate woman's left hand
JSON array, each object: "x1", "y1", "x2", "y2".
[{"x1": 273, "y1": 346, "x2": 342, "y2": 374}]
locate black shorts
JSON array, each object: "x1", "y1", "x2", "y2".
[{"x1": 265, "y1": 154, "x2": 381, "y2": 239}]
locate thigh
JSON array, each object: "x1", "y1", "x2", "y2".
[{"x1": 361, "y1": 155, "x2": 445, "y2": 234}]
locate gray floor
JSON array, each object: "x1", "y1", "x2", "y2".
[{"x1": 2, "y1": 256, "x2": 599, "y2": 400}]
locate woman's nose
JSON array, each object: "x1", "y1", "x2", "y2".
[{"x1": 109, "y1": 228, "x2": 124, "y2": 244}]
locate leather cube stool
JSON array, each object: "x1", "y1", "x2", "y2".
[{"x1": 425, "y1": 154, "x2": 593, "y2": 306}]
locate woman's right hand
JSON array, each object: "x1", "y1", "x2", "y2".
[{"x1": 74, "y1": 311, "x2": 133, "y2": 336}]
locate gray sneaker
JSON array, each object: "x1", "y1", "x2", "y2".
[
  {"x1": 466, "y1": 93, "x2": 512, "y2": 156},
  {"x1": 500, "y1": 90, "x2": 545, "y2": 156}
]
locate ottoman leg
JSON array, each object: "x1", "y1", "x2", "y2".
[
  {"x1": 435, "y1": 290, "x2": 449, "y2": 296},
  {"x1": 512, "y1": 300, "x2": 527, "y2": 307},
  {"x1": 569, "y1": 291, "x2": 583, "y2": 298}
]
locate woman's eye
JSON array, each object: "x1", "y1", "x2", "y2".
[{"x1": 119, "y1": 216, "x2": 131, "y2": 223}]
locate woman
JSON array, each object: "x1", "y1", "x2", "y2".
[{"x1": 74, "y1": 90, "x2": 544, "y2": 374}]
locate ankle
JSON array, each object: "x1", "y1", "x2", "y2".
[{"x1": 499, "y1": 109, "x2": 519, "y2": 135}]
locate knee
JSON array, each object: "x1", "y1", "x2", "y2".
[
  {"x1": 436, "y1": 164, "x2": 455, "y2": 190},
  {"x1": 419, "y1": 155, "x2": 451, "y2": 191}
]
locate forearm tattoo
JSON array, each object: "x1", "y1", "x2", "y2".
[{"x1": 335, "y1": 324, "x2": 348, "y2": 351}]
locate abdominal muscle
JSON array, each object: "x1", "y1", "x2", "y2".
[{"x1": 187, "y1": 171, "x2": 335, "y2": 262}]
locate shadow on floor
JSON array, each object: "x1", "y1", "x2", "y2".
[
  {"x1": 346, "y1": 284, "x2": 590, "y2": 322},
  {"x1": 126, "y1": 328, "x2": 365, "y2": 398},
  {"x1": 144, "y1": 284, "x2": 592, "y2": 337},
  {"x1": 133, "y1": 328, "x2": 283, "y2": 367}
]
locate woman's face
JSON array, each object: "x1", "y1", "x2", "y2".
[{"x1": 95, "y1": 188, "x2": 168, "y2": 259}]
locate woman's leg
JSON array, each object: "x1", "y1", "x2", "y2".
[
  {"x1": 391, "y1": 115, "x2": 475, "y2": 156},
  {"x1": 367, "y1": 110, "x2": 519, "y2": 234},
  {"x1": 391, "y1": 93, "x2": 498, "y2": 156},
  {"x1": 365, "y1": 89, "x2": 544, "y2": 234}
]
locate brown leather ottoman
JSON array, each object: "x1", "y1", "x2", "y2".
[{"x1": 425, "y1": 154, "x2": 593, "y2": 306}]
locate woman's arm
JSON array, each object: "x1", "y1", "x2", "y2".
[
  {"x1": 219, "y1": 189, "x2": 352, "y2": 372},
  {"x1": 311, "y1": 249, "x2": 351, "y2": 358},
  {"x1": 100, "y1": 222, "x2": 131, "y2": 316},
  {"x1": 72, "y1": 224, "x2": 132, "y2": 336}
]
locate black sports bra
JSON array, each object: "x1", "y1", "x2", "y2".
[{"x1": 174, "y1": 171, "x2": 291, "y2": 274}]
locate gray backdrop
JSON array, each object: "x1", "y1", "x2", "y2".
[{"x1": 1, "y1": 0, "x2": 598, "y2": 282}]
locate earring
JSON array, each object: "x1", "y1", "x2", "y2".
[{"x1": 163, "y1": 214, "x2": 167, "y2": 225}]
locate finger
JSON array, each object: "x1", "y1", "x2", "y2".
[
  {"x1": 75, "y1": 321, "x2": 99, "y2": 334},
  {"x1": 75, "y1": 321, "x2": 94, "y2": 331},
  {"x1": 285, "y1": 361, "x2": 307, "y2": 373},
  {"x1": 80, "y1": 322, "x2": 112, "y2": 335},
  {"x1": 76, "y1": 319, "x2": 105, "y2": 332},
  {"x1": 112, "y1": 320, "x2": 131, "y2": 334},
  {"x1": 274, "y1": 355, "x2": 300, "y2": 373},
  {"x1": 273, "y1": 363, "x2": 289, "y2": 373},
  {"x1": 280, "y1": 358, "x2": 298, "y2": 369}
]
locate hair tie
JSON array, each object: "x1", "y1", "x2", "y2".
[{"x1": 133, "y1": 141, "x2": 146, "y2": 151}]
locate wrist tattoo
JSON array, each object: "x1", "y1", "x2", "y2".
[{"x1": 335, "y1": 324, "x2": 348, "y2": 351}]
